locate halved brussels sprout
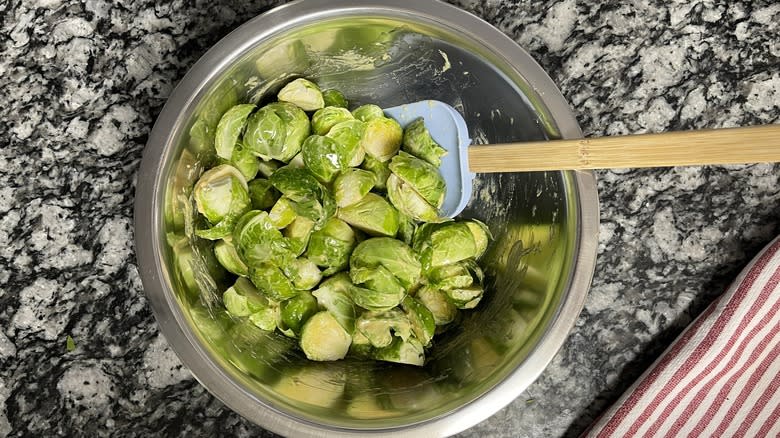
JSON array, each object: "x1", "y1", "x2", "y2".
[
  {"x1": 326, "y1": 119, "x2": 366, "y2": 167},
  {"x1": 465, "y1": 219, "x2": 492, "y2": 259},
  {"x1": 322, "y1": 89, "x2": 348, "y2": 108},
  {"x1": 389, "y1": 151, "x2": 446, "y2": 208},
  {"x1": 333, "y1": 168, "x2": 375, "y2": 208},
  {"x1": 284, "y1": 216, "x2": 316, "y2": 256},
  {"x1": 214, "y1": 239, "x2": 249, "y2": 277},
  {"x1": 312, "y1": 107, "x2": 353, "y2": 136},
  {"x1": 402, "y1": 117, "x2": 447, "y2": 167},
  {"x1": 247, "y1": 178, "x2": 279, "y2": 210},
  {"x1": 277, "y1": 78, "x2": 324, "y2": 111},
  {"x1": 312, "y1": 273, "x2": 356, "y2": 333},
  {"x1": 301, "y1": 135, "x2": 346, "y2": 183},
  {"x1": 222, "y1": 277, "x2": 279, "y2": 331},
  {"x1": 350, "y1": 237, "x2": 421, "y2": 290},
  {"x1": 352, "y1": 104, "x2": 384, "y2": 122},
  {"x1": 283, "y1": 257, "x2": 322, "y2": 290},
  {"x1": 386, "y1": 174, "x2": 441, "y2": 223},
  {"x1": 268, "y1": 197, "x2": 297, "y2": 229},
  {"x1": 444, "y1": 285, "x2": 484, "y2": 309},
  {"x1": 373, "y1": 336, "x2": 425, "y2": 366},
  {"x1": 414, "y1": 222, "x2": 477, "y2": 269},
  {"x1": 245, "y1": 102, "x2": 310, "y2": 162},
  {"x1": 249, "y1": 262, "x2": 299, "y2": 301},
  {"x1": 347, "y1": 283, "x2": 405, "y2": 312},
  {"x1": 306, "y1": 217, "x2": 356, "y2": 275},
  {"x1": 280, "y1": 290, "x2": 319, "y2": 335},
  {"x1": 361, "y1": 117, "x2": 402, "y2": 162},
  {"x1": 355, "y1": 309, "x2": 412, "y2": 348},
  {"x1": 337, "y1": 193, "x2": 399, "y2": 237},
  {"x1": 233, "y1": 210, "x2": 293, "y2": 267},
  {"x1": 416, "y1": 286, "x2": 458, "y2": 325},
  {"x1": 193, "y1": 165, "x2": 251, "y2": 240},
  {"x1": 215, "y1": 103, "x2": 255, "y2": 160},
  {"x1": 402, "y1": 296, "x2": 435, "y2": 346},
  {"x1": 300, "y1": 311, "x2": 352, "y2": 361}
]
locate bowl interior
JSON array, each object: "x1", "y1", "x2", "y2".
[{"x1": 158, "y1": 12, "x2": 580, "y2": 431}]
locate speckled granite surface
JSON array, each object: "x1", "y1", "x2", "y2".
[{"x1": 1, "y1": 0, "x2": 778, "y2": 436}]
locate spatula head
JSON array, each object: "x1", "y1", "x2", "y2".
[{"x1": 384, "y1": 100, "x2": 474, "y2": 218}]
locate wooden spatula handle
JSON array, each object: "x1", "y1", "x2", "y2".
[{"x1": 468, "y1": 124, "x2": 780, "y2": 172}]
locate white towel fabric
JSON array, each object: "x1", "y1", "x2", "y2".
[{"x1": 587, "y1": 236, "x2": 780, "y2": 438}]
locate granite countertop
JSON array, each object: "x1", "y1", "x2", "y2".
[{"x1": 1, "y1": 0, "x2": 778, "y2": 436}]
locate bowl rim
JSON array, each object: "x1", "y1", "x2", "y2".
[{"x1": 134, "y1": 0, "x2": 599, "y2": 436}]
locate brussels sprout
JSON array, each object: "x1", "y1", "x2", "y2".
[
  {"x1": 402, "y1": 117, "x2": 447, "y2": 167},
  {"x1": 322, "y1": 89, "x2": 348, "y2": 108},
  {"x1": 312, "y1": 107, "x2": 353, "y2": 136},
  {"x1": 465, "y1": 219, "x2": 492, "y2": 259},
  {"x1": 283, "y1": 257, "x2": 322, "y2": 290},
  {"x1": 348, "y1": 330, "x2": 375, "y2": 358},
  {"x1": 214, "y1": 239, "x2": 249, "y2": 277},
  {"x1": 280, "y1": 290, "x2": 319, "y2": 334},
  {"x1": 337, "y1": 193, "x2": 399, "y2": 237},
  {"x1": 269, "y1": 166, "x2": 322, "y2": 203},
  {"x1": 245, "y1": 102, "x2": 311, "y2": 162},
  {"x1": 427, "y1": 259, "x2": 483, "y2": 291},
  {"x1": 249, "y1": 262, "x2": 298, "y2": 301},
  {"x1": 233, "y1": 210, "x2": 293, "y2": 267},
  {"x1": 402, "y1": 296, "x2": 435, "y2": 346},
  {"x1": 416, "y1": 286, "x2": 458, "y2": 325},
  {"x1": 361, "y1": 154, "x2": 391, "y2": 190},
  {"x1": 223, "y1": 277, "x2": 279, "y2": 331},
  {"x1": 284, "y1": 216, "x2": 316, "y2": 256},
  {"x1": 300, "y1": 311, "x2": 352, "y2": 361},
  {"x1": 361, "y1": 117, "x2": 402, "y2": 162},
  {"x1": 193, "y1": 165, "x2": 251, "y2": 240},
  {"x1": 229, "y1": 142, "x2": 261, "y2": 180},
  {"x1": 355, "y1": 309, "x2": 412, "y2": 348},
  {"x1": 277, "y1": 78, "x2": 324, "y2": 111},
  {"x1": 306, "y1": 217, "x2": 356, "y2": 275},
  {"x1": 326, "y1": 119, "x2": 366, "y2": 167},
  {"x1": 397, "y1": 214, "x2": 417, "y2": 246},
  {"x1": 301, "y1": 135, "x2": 347, "y2": 183},
  {"x1": 386, "y1": 174, "x2": 441, "y2": 223},
  {"x1": 215, "y1": 103, "x2": 255, "y2": 160},
  {"x1": 247, "y1": 178, "x2": 279, "y2": 210},
  {"x1": 333, "y1": 168, "x2": 375, "y2": 208},
  {"x1": 373, "y1": 336, "x2": 425, "y2": 366},
  {"x1": 350, "y1": 237, "x2": 421, "y2": 290},
  {"x1": 415, "y1": 222, "x2": 477, "y2": 269},
  {"x1": 312, "y1": 273, "x2": 356, "y2": 333},
  {"x1": 389, "y1": 152, "x2": 446, "y2": 208},
  {"x1": 268, "y1": 197, "x2": 297, "y2": 229},
  {"x1": 352, "y1": 104, "x2": 384, "y2": 122},
  {"x1": 444, "y1": 285, "x2": 484, "y2": 309}
]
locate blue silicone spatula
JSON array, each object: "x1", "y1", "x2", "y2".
[{"x1": 385, "y1": 100, "x2": 780, "y2": 218}]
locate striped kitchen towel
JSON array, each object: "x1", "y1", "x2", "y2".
[{"x1": 587, "y1": 236, "x2": 780, "y2": 437}]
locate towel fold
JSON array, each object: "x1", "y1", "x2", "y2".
[{"x1": 587, "y1": 236, "x2": 780, "y2": 438}]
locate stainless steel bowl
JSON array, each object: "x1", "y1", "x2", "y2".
[{"x1": 134, "y1": 0, "x2": 599, "y2": 436}]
